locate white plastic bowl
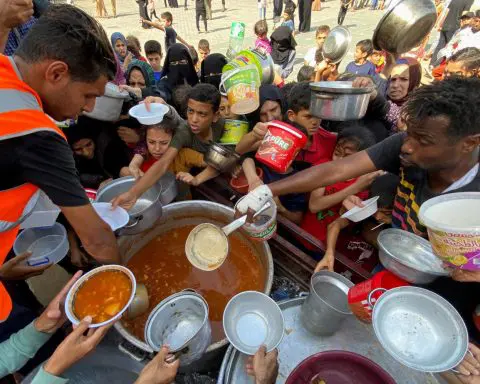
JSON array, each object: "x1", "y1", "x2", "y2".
[
  {"x1": 129, "y1": 103, "x2": 169, "y2": 125},
  {"x1": 341, "y1": 196, "x2": 379, "y2": 222},
  {"x1": 13, "y1": 222, "x2": 68, "y2": 267},
  {"x1": 65, "y1": 265, "x2": 136, "y2": 328},
  {"x1": 92, "y1": 202, "x2": 129, "y2": 231},
  {"x1": 223, "y1": 291, "x2": 284, "y2": 355}
]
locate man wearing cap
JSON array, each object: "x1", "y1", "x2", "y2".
[{"x1": 437, "y1": 10, "x2": 477, "y2": 60}]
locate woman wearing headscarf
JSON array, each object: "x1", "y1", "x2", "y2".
[
  {"x1": 111, "y1": 32, "x2": 133, "y2": 71},
  {"x1": 236, "y1": 84, "x2": 287, "y2": 154},
  {"x1": 270, "y1": 26, "x2": 297, "y2": 80},
  {"x1": 157, "y1": 43, "x2": 199, "y2": 103},
  {"x1": 121, "y1": 59, "x2": 161, "y2": 106},
  {"x1": 200, "y1": 53, "x2": 227, "y2": 89}
]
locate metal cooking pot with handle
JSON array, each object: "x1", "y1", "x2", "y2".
[
  {"x1": 95, "y1": 176, "x2": 162, "y2": 235},
  {"x1": 373, "y1": 0, "x2": 437, "y2": 54},
  {"x1": 310, "y1": 81, "x2": 373, "y2": 121}
]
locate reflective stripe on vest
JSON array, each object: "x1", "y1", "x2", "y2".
[
  {"x1": 0, "y1": 188, "x2": 40, "y2": 233},
  {"x1": 0, "y1": 55, "x2": 67, "y2": 265}
]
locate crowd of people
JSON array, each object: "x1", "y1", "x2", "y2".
[{"x1": 0, "y1": 0, "x2": 480, "y2": 383}]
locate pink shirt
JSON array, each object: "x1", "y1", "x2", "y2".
[{"x1": 255, "y1": 37, "x2": 272, "y2": 54}]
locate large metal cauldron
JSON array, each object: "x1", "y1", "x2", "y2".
[{"x1": 114, "y1": 201, "x2": 274, "y2": 372}]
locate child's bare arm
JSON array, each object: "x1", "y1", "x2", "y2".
[
  {"x1": 242, "y1": 158, "x2": 263, "y2": 191},
  {"x1": 141, "y1": 18, "x2": 165, "y2": 31},
  {"x1": 128, "y1": 154, "x2": 145, "y2": 179},
  {"x1": 176, "y1": 165, "x2": 219, "y2": 186}
]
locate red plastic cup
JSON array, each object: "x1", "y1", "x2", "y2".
[
  {"x1": 255, "y1": 120, "x2": 307, "y2": 173},
  {"x1": 347, "y1": 270, "x2": 409, "y2": 323}
]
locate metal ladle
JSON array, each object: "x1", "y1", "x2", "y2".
[{"x1": 185, "y1": 202, "x2": 271, "y2": 271}]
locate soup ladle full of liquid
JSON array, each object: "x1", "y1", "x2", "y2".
[{"x1": 185, "y1": 202, "x2": 271, "y2": 272}]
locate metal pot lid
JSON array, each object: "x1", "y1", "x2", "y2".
[
  {"x1": 322, "y1": 26, "x2": 352, "y2": 64},
  {"x1": 104, "y1": 82, "x2": 129, "y2": 99},
  {"x1": 310, "y1": 81, "x2": 373, "y2": 94},
  {"x1": 144, "y1": 290, "x2": 209, "y2": 352},
  {"x1": 378, "y1": 228, "x2": 449, "y2": 276}
]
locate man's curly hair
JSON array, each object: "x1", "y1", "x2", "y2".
[{"x1": 403, "y1": 77, "x2": 480, "y2": 139}]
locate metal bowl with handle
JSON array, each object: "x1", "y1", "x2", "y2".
[
  {"x1": 95, "y1": 177, "x2": 162, "y2": 235},
  {"x1": 310, "y1": 81, "x2": 373, "y2": 121},
  {"x1": 373, "y1": 0, "x2": 437, "y2": 54},
  {"x1": 369, "y1": 286, "x2": 468, "y2": 373},
  {"x1": 205, "y1": 143, "x2": 241, "y2": 173},
  {"x1": 377, "y1": 228, "x2": 449, "y2": 284}
]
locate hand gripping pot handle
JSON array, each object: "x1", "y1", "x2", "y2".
[
  {"x1": 367, "y1": 287, "x2": 387, "y2": 308},
  {"x1": 451, "y1": 350, "x2": 475, "y2": 374}
]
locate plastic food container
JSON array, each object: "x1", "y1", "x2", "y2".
[
  {"x1": 65, "y1": 265, "x2": 136, "y2": 328},
  {"x1": 419, "y1": 192, "x2": 480, "y2": 271},
  {"x1": 92, "y1": 202, "x2": 130, "y2": 231},
  {"x1": 129, "y1": 103, "x2": 169, "y2": 125},
  {"x1": 20, "y1": 191, "x2": 60, "y2": 230},
  {"x1": 347, "y1": 270, "x2": 409, "y2": 323},
  {"x1": 229, "y1": 167, "x2": 264, "y2": 194},
  {"x1": 341, "y1": 196, "x2": 379, "y2": 222},
  {"x1": 220, "y1": 65, "x2": 261, "y2": 115},
  {"x1": 14, "y1": 222, "x2": 69, "y2": 266},
  {"x1": 234, "y1": 197, "x2": 277, "y2": 241},
  {"x1": 219, "y1": 119, "x2": 249, "y2": 145},
  {"x1": 255, "y1": 121, "x2": 307, "y2": 173}
]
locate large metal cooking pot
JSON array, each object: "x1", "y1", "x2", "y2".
[
  {"x1": 95, "y1": 173, "x2": 177, "y2": 235},
  {"x1": 114, "y1": 201, "x2": 274, "y2": 372},
  {"x1": 373, "y1": 0, "x2": 437, "y2": 54},
  {"x1": 310, "y1": 81, "x2": 373, "y2": 121}
]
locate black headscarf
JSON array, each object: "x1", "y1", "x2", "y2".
[
  {"x1": 200, "y1": 53, "x2": 228, "y2": 89},
  {"x1": 270, "y1": 26, "x2": 297, "y2": 66},
  {"x1": 247, "y1": 84, "x2": 287, "y2": 125},
  {"x1": 161, "y1": 43, "x2": 199, "y2": 88}
]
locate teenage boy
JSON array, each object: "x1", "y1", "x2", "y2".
[
  {"x1": 144, "y1": 40, "x2": 163, "y2": 81},
  {"x1": 238, "y1": 77, "x2": 480, "y2": 355},
  {"x1": 287, "y1": 82, "x2": 337, "y2": 165},
  {"x1": 141, "y1": 11, "x2": 191, "y2": 52},
  {"x1": 198, "y1": 39, "x2": 210, "y2": 66},
  {"x1": 112, "y1": 84, "x2": 224, "y2": 208},
  {"x1": 346, "y1": 39, "x2": 376, "y2": 76},
  {"x1": 304, "y1": 25, "x2": 330, "y2": 67}
]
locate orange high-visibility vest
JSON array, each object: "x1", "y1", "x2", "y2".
[{"x1": 0, "y1": 55, "x2": 67, "y2": 318}]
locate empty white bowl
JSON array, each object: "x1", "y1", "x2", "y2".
[
  {"x1": 223, "y1": 291, "x2": 284, "y2": 355},
  {"x1": 341, "y1": 196, "x2": 379, "y2": 223},
  {"x1": 92, "y1": 202, "x2": 129, "y2": 231},
  {"x1": 129, "y1": 103, "x2": 169, "y2": 125}
]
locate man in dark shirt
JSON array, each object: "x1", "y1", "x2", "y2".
[
  {"x1": 238, "y1": 77, "x2": 480, "y2": 353},
  {"x1": 1, "y1": 5, "x2": 120, "y2": 269}
]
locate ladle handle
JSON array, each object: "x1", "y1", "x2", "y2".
[
  {"x1": 367, "y1": 288, "x2": 387, "y2": 308},
  {"x1": 222, "y1": 202, "x2": 272, "y2": 236}
]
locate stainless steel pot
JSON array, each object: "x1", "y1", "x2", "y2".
[
  {"x1": 157, "y1": 171, "x2": 178, "y2": 206},
  {"x1": 309, "y1": 81, "x2": 373, "y2": 121},
  {"x1": 205, "y1": 143, "x2": 240, "y2": 173},
  {"x1": 301, "y1": 271, "x2": 353, "y2": 336},
  {"x1": 95, "y1": 176, "x2": 161, "y2": 235},
  {"x1": 145, "y1": 290, "x2": 211, "y2": 367},
  {"x1": 83, "y1": 82, "x2": 130, "y2": 122},
  {"x1": 114, "y1": 201, "x2": 274, "y2": 372},
  {"x1": 372, "y1": 0, "x2": 437, "y2": 54}
]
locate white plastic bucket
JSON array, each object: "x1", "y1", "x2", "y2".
[
  {"x1": 234, "y1": 197, "x2": 277, "y2": 241},
  {"x1": 419, "y1": 192, "x2": 480, "y2": 271}
]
